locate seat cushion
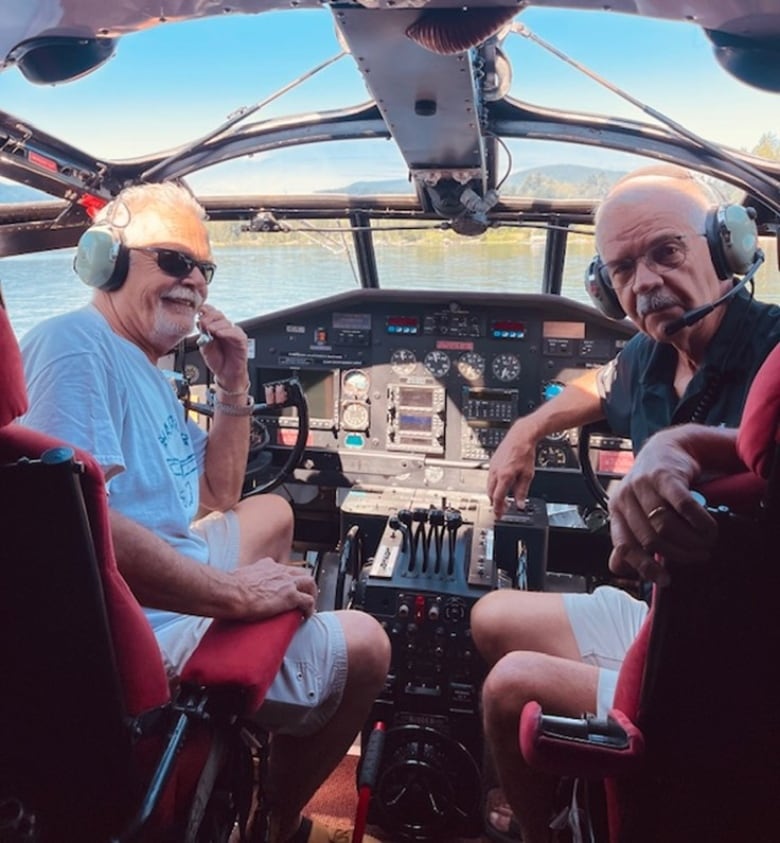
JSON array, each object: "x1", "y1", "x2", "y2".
[{"x1": 181, "y1": 610, "x2": 302, "y2": 715}]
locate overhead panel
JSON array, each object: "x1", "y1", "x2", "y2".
[{"x1": 333, "y1": 7, "x2": 486, "y2": 183}]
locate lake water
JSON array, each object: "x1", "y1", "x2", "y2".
[
  {"x1": 3, "y1": 241, "x2": 779, "y2": 339},
  {"x1": 1, "y1": 242, "x2": 586, "y2": 338}
]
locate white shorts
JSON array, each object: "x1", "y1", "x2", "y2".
[
  {"x1": 562, "y1": 586, "x2": 648, "y2": 718},
  {"x1": 155, "y1": 510, "x2": 349, "y2": 737}
]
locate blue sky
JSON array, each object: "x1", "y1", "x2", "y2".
[{"x1": 1, "y1": 7, "x2": 777, "y2": 193}]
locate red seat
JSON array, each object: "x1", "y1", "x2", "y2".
[
  {"x1": 519, "y1": 342, "x2": 780, "y2": 843},
  {"x1": 0, "y1": 303, "x2": 300, "y2": 841}
]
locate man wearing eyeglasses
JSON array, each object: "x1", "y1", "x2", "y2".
[
  {"x1": 474, "y1": 165, "x2": 780, "y2": 843},
  {"x1": 19, "y1": 182, "x2": 390, "y2": 843}
]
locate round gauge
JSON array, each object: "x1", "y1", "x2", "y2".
[
  {"x1": 342, "y1": 368, "x2": 370, "y2": 398},
  {"x1": 542, "y1": 380, "x2": 565, "y2": 402},
  {"x1": 184, "y1": 364, "x2": 201, "y2": 384},
  {"x1": 456, "y1": 351, "x2": 485, "y2": 381},
  {"x1": 390, "y1": 348, "x2": 417, "y2": 376},
  {"x1": 491, "y1": 353, "x2": 521, "y2": 382},
  {"x1": 341, "y1": 401, "x2": 370, "y2": 431},
  {"x1": 424, "y1": 349, "x2": 451, "y2": 378},
  {"x1": 536, "y1": 444, "x2": 568, "y2": 468}
]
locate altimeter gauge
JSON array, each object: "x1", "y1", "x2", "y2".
[{"x1": 491, "y1": 353, "x2": 521, "y2": 382}]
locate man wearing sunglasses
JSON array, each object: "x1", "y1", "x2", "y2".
[
  {"x1": 19, "y1": 182, "x2": 390, "y2": 843},
  {"x1": 474, "y1": 165, "x2": 780, "y2": 843}
]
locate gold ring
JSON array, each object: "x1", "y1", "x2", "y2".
[{"x1": 647, "y1": 505, "x2": 667, "y2": 521}]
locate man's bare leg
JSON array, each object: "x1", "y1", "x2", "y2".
[
  {"x1": 482, "y1": 651, "x2": 599, "y2": 843},
  {"x1": 473, "y1": 590, "x2": 589, "y2": 838},
  {"x1": 235, "y1": 494, "x2": 294, "y2": 565},
  {"x1": 471, "y1": 590, "x2": 583, "y2": 664}
]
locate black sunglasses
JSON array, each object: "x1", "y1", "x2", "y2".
[{"x1": 134, "y1": 247, "x2": 216, "y2": 285}]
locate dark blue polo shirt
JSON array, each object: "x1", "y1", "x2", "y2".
[{"x1": 597, "y1": 290, "x2": 780, "y2": 452}]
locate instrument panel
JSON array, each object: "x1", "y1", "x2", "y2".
[{"x1": 184, "y1": 290, "x2": 636, "y2": 504}]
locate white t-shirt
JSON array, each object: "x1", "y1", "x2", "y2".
[{"x1": 20, "y1": 304, "x2": 208, "y2": 635}]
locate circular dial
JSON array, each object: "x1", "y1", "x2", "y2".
[
  {"x1": 342, "y1": 368, "x2": 370, "y2": 399},
  {"x1": 536, "y1": 443, "x2": 568, "y2": 467},
  {"x1": 341, "y1": 401, "x2": 370, "y2": 431},
  {"x1": 390, "y1": 348, "x2": 417, "y2": 376},
  {"x1": 456, "y1": 351, "x2": 485, "y2": 381},
  {"x1": 491, "y1": 352, "x2": 521, "y2": 382},
  {"x1": 424, "y1": 349, "x2": 451, "y2": 378}
]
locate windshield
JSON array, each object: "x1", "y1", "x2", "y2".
[{"x1": 1, "y1": 5, "x2": 779, "y2": 334}]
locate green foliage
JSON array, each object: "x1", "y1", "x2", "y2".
[{"x1": 751, "y1": 132, "x2": 780, "y2": 161}]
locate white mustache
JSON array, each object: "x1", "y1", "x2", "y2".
[
  {"x1": 636, "y1": 292, "x2": 680, "y2": 319},
  {"x1": 163, "y1": 288, "x2": 204, "y2": 309}
]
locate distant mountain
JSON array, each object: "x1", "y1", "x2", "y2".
[
  {"x1": 327, "y1": 164, "x2": 626, "y2": 199},
  {"x1": 325, "y1": 179, "x2": 414, "y2": 195},
  {"x1": 1, "y1": 164, "x2": 627, "y2": 204},
  {"x1": 501, "y1": 164, "x2": 625, "y2": 199}
]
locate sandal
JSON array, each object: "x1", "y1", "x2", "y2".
[{"x1": 484, "y1": 787, "x2": 523, "y2": 842}]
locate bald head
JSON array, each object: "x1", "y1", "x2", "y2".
[
  {"x1": 595, "y1": 168, "x2": 713, "y2": 254},
  {"x1": 593, "y1": 166, "x2": 734, "y2": 347}
]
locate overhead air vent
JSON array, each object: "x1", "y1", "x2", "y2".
[
  {"x1": 406, "y1": 7, "x2": 518, "y2": 55},
  {"x1": 8, "y1": 36, "x2": 117, "y2": 85},
  {"x1": 706, "y1": 28, "x2": 780, "y2": 92}
]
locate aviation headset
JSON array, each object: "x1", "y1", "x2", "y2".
[
  {"x1": 73, "y1": 223, "x2": 131, "y2": 292},
  {"x1": 585, "y1": 203, "x2": 759, "y2": 321}
]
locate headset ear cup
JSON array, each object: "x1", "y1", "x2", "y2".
[
  {"x1": 584, "y1": 255, "x2": 626, "y2": 320},
  {"x1": 705, "y1": 205, "x2": 758, "y2": 279},
  {"x1": 73, "y1": 226, "x2": 128, "y2": 291}
]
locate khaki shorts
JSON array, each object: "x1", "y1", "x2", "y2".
[
  {"x1": 562, "y1": 585, "x2": 648, "y2": 718},
  {"x1": 155, "y1": 510, "x2": 348, "y2": 736}
]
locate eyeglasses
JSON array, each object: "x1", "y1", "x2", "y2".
[
  {"x1": 604, "y1": 235, "x2": 690, "y2": 290},
  {"x1": 134, "y1": 247, "x2": 216, "y2": 285}
]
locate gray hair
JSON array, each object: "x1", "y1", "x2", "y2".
[{"x1": 93, "y1": 182, "x2": 207, "y2": 246}]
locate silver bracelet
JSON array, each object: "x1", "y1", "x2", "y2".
[
  {"x1": 214, "y1": 394, "x2": 254, "y2": 416},
  {"x1": 214, "y1": 377, "x2": 251, "y2": 397}
]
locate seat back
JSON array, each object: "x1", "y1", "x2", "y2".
[
  {"x1": 0, "y1": 305, "x2": 171, "y2": 841},
  {"x1": 609, "y1": 344, "x2": 780, "y2": 843},
  {"x1": 520, "y1": 342, "x2": 780, "y2": 843},
  {"x1": 0, "y1": 304, "x2": 305, "y2": 842}
]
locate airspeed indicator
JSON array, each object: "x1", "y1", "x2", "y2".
[{"x1": 424, "y1": 349, "x2": 451, "y2": 377}]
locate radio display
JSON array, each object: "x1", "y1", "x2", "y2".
[
  {"x1": 398, "y1": 386, "x2": 435, "y2": 408},
  {"x1": 399, "y1": 413, "x2": 433, "y2": 432}
]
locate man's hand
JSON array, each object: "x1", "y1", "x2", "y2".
[
  {"x1": 231, "y1": 557, "x2": 318, "y2": 620},
  {"x1": 608, "y1": 426, "x2": 720, "y2": 584},
  {"x1": 487, "y1": 420, "x2": 537, "y2": 520},
  {"x1": 487, "y1": 370, "x2": 604, "y2": 520},
  {"x1": 197, "y1": 304, "x2": 249, "y2": 391}
]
